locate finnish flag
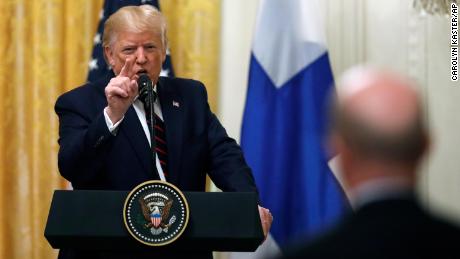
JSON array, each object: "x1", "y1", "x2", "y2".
[{"x1": 238, "y1": 0, "x2": 350, "y2": 257}]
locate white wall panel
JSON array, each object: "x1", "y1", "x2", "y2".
[{"x1": 218, "y1": 0, "x2": 259, "y2": 143}]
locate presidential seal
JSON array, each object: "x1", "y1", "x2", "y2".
[{"x1": 123, "y1": 181, "x2": 189, "y2": 246}]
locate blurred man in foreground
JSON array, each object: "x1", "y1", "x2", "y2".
[{"x1": 282, "y1": 67, "x2": 460, "y2": 258}]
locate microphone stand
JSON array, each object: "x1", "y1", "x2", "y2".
[
  {"x1": 147, "y1": 79, "x2": 157, "y2": 161},
  {"x1": 138, "y1": 74, "x2": 157, "y2": 163}
]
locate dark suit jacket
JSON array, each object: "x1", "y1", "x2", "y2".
[
  {"x1": 282, "y1": 198, "x2": 460, "y2": 259},
  {"x1": 55, "y1": 72, "x2": 257, "y2": 192},
  {"x1": 55, "y1": 73, "x2": 258, "y2": 258}
]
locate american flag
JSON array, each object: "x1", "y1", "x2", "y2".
[{"x1": 87, "y1": 0, "x2": 174, "y2": 82}]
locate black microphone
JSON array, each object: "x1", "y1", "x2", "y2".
[{"x1": 138, "y1": 73, "x2": 151, "y2": 100}]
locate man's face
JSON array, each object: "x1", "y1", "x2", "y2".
[{"x1": 104, "y1": 30, "x2": 166, "y2": 83}]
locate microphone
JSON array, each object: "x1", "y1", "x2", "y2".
[{"x1": 138, "y1": 73, "x2": 152, "y2": 100}]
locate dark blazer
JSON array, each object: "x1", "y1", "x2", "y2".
[
  {"x1": 282, "y1": 198, "x2": 460, "y2": 259},
  {"x1": 55, "y1": 72, "x2": 257, "y2": 192},
  {"x1": 55, "y1": 73, "x2": 258, "y2": 259}
]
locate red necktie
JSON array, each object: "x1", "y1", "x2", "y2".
[
  {"x1": 153, "y1": 114, "x2": 168, "y2": 178},
  {"x1": 139, "y1": 93, "x2": 168, "y2": 179}
]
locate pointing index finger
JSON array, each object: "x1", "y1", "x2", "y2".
[{"x1": 119, "y1": 57, "x2": 136, "y2": 78}]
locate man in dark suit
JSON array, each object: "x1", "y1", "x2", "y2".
[
  {"x1": 55, "y1": 5, "x2": 272, "y2": 259},
  {"x1": 282, "y1": 67, "x2": 460, "y2": 259}
]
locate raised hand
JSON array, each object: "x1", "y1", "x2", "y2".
[{"x1": 105, "y1": 57, "x2": 139, "y2": 123}]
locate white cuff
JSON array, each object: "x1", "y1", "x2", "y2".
[{"x1": 104, "y1": 107, "x2": 124, "y2": 135}]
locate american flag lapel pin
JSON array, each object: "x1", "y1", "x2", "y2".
[{"x1": 172, "y1": 101, "x2": 180, "y2": 108}]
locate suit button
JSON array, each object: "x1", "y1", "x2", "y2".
[{"x1": 94, "y1": 136, "x2": 105, "y2": 148}]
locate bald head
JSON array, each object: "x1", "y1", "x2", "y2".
[{"x1": 333, "y1": 67, "x2": 428, "y2": 164}]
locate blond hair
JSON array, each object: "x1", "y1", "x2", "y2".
[{"x1": 102, "y1": 5, "x2": 168, "y2": 49}]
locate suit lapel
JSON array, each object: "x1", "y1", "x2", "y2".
[
  {"x1": 120, "y1": 106, "x2": 157, "y2": 179},
  {"x1": 95, "y1": 71, "x2": 158, "y2": 179},
  {"x1": 158, "y1": 78, "x2": 184, "y2": 184}
]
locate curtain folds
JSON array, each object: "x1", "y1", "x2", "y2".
[
  {"x1": 0, "y1": 1, "x2": 103, "y2": 258},
  {"x1": 160, "y1": 0, "x2": 221, "y2": 112}
]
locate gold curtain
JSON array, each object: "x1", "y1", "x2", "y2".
[
  {"x1": 160, "y1": 0, "x2": 221, "y2": 112},
  {"x1": 0, "y1": 0, "x2": 103, "y2": 258},
  {"x1": 0, "y1": 0, "x2": 220, "y2": 258}
]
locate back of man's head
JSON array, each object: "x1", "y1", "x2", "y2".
[{"x1": 333, "y1": 67, "x2": 428, "y2": 167}]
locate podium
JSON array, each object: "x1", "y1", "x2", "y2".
[{"x1": 44, "y1": 190, "x2": 263, "y2": 252}]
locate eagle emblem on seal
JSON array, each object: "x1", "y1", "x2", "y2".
[{"x1": 139, "y1": 192, "x2": 177, "y2": 235}]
